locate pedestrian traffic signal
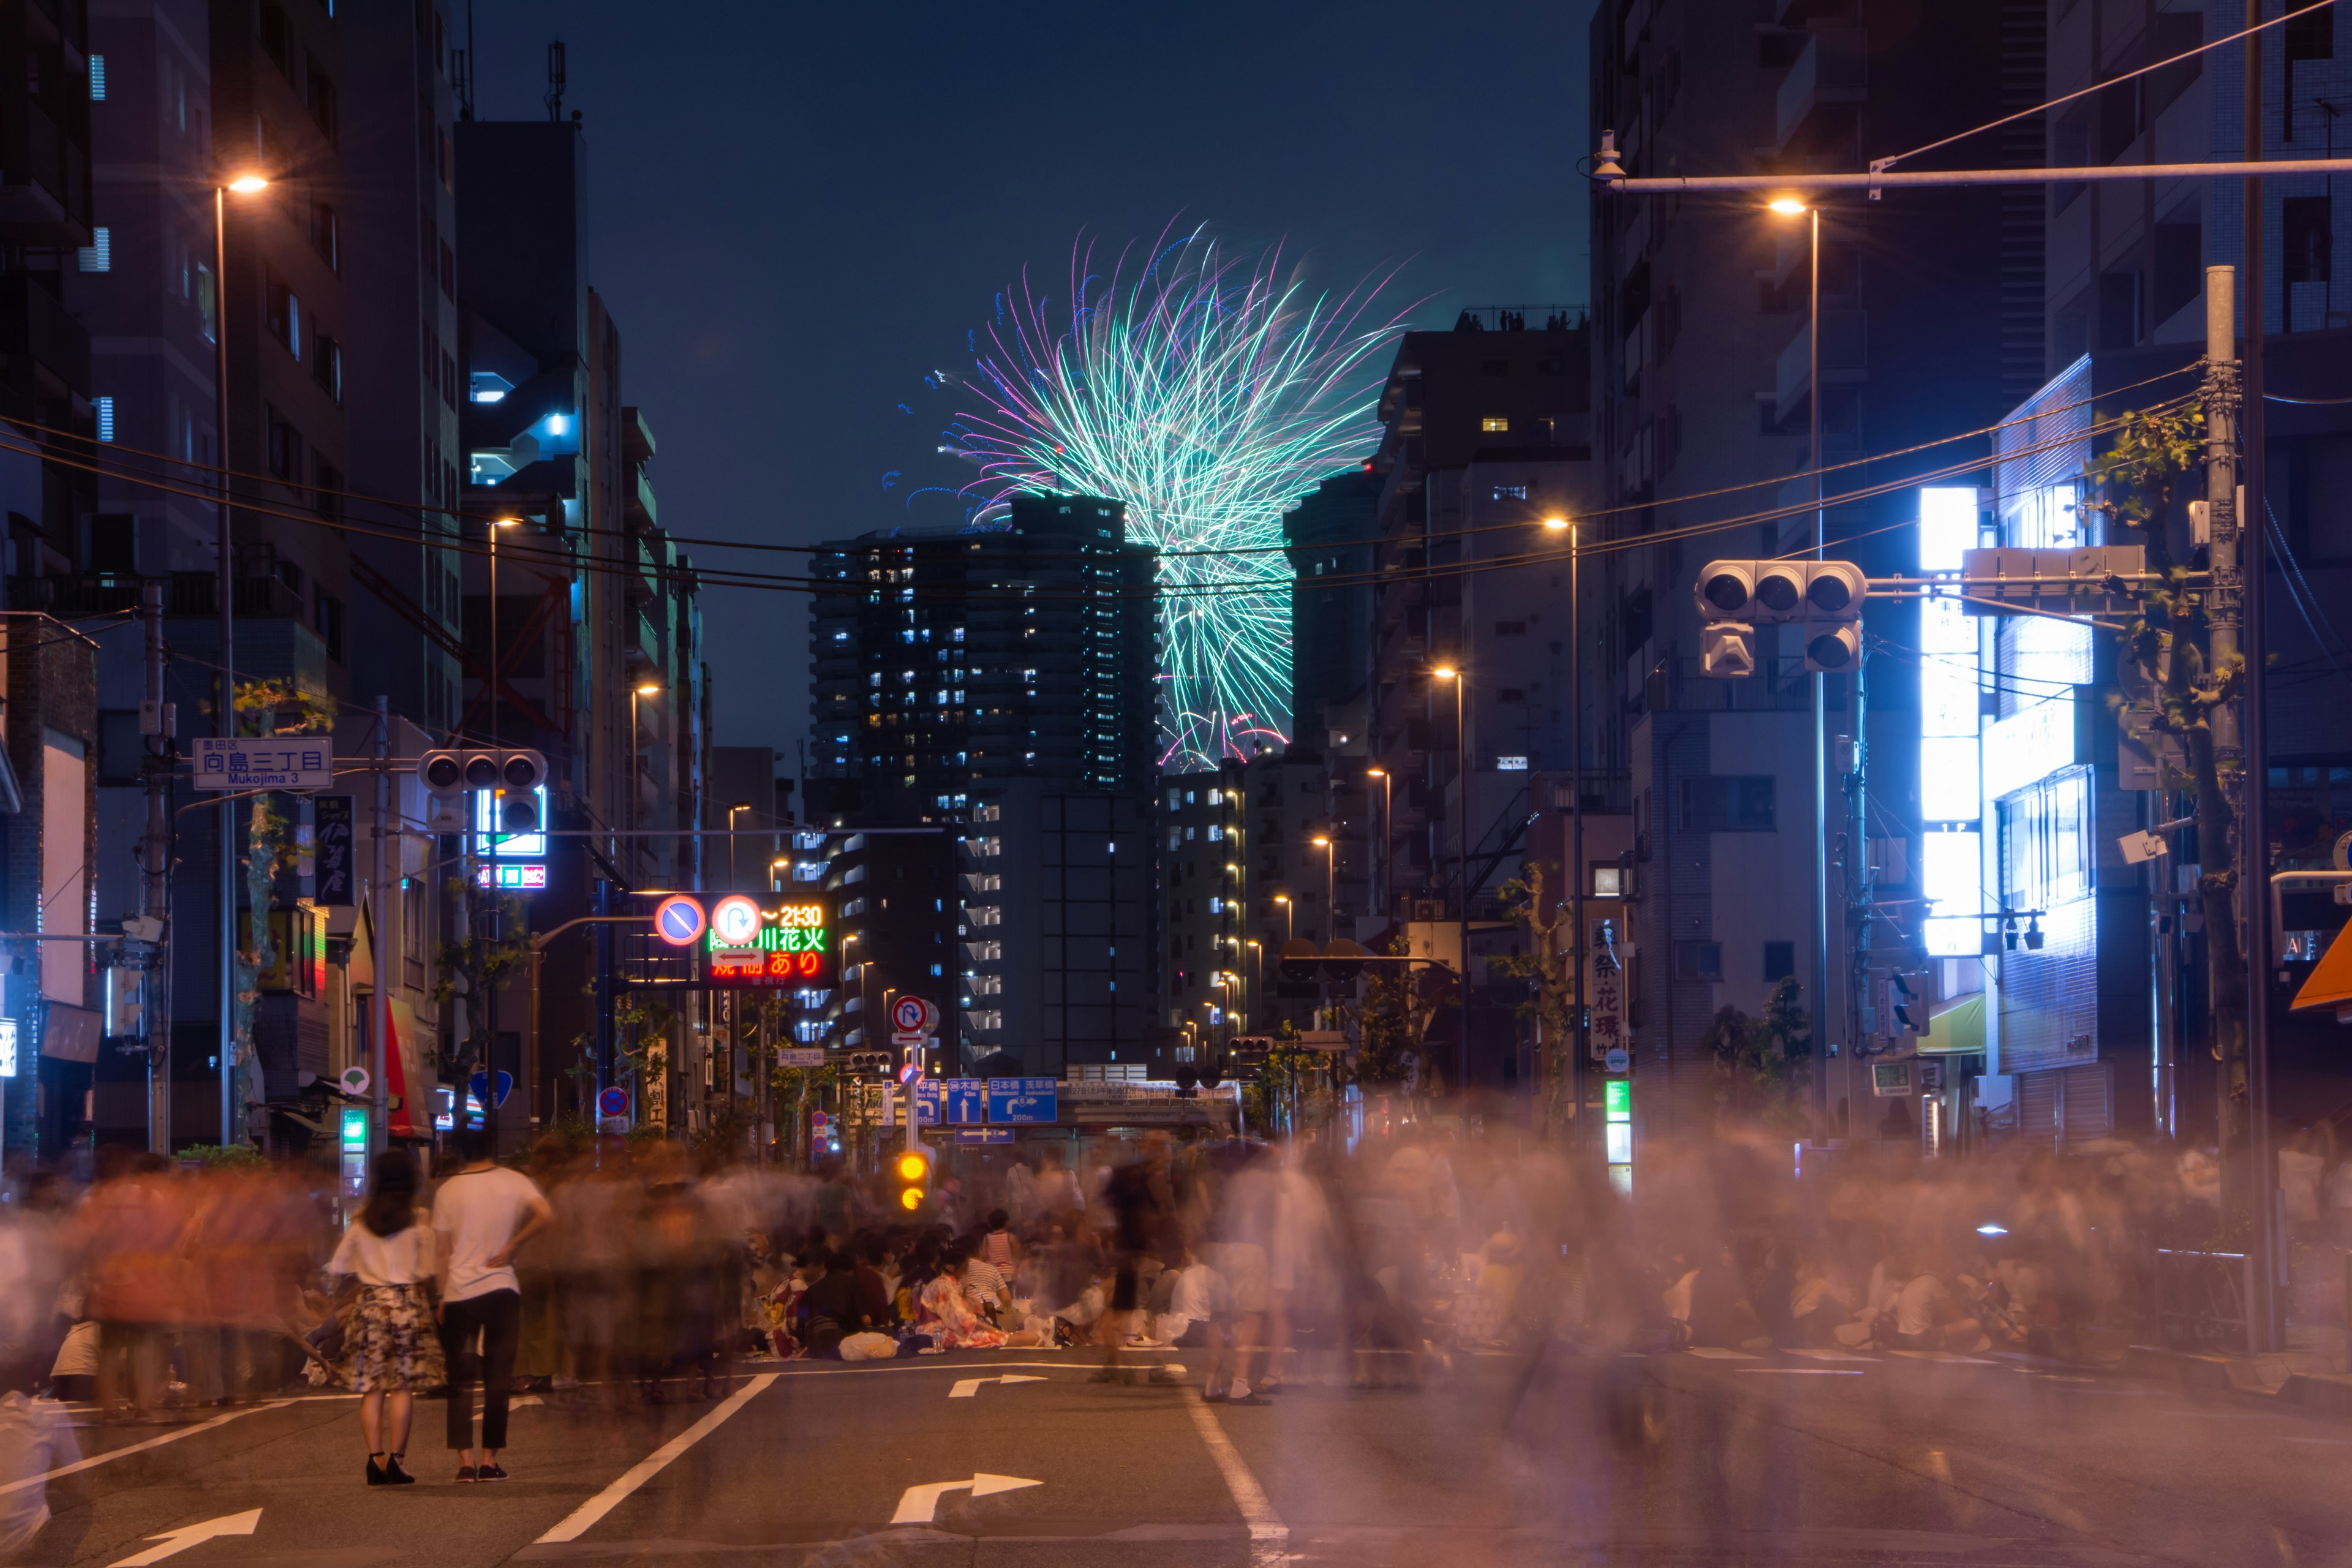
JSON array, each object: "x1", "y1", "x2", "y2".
[
  {"x1": 892, "y1": 1148, "x2": 931, "y2": 1212},
  {"x1": 1692, "y1": 560, "x2": 1867, "y2": 677},
  {"x1": 419, "y1": 747, "x2": 549, "y2": 832}
]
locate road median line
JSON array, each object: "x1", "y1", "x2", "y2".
[{"x1": 1183, "y1": 1389, "x2": 1288, "y2": 1568}]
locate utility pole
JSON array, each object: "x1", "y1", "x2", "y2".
[
  {"x1": 2241, "y1": 1, "x2": 2284, "y2": 1352},
  {"x1": 140, "y1": 582, "x2": 172, "y2": 1153},
  {"x1": 371, "y1": 696, "x2": 390, "y2": 1152},
  {"x1": 213, "y1": 186, "x2": 236, "y2": 1150},
  {"x1": 1807, "y1": 202, "x2": 1833, "y2": 1140}
]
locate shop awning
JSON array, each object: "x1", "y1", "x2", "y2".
[
  {"x1": 2292, "y1": 930, "x2": 2352, "y2": 1019},
  {"x1": 1918, "y1": 993, "x2": 1985, "y2": 1055}
]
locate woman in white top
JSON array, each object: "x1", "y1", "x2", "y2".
[{"x1": 327, "y1": 1152, "x2": 433, "y2": 1487}]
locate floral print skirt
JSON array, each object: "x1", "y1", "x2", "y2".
[{"x1": 350, "y1": 1283, "x2": 431, "y2": 1392}]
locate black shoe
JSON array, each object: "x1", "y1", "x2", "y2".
[
  {"x1": 455, "y1": 1465, "x2": 478, "y2": 1483},
  {"x1": 366, "y1": 1456, "x2": 387, "y2": 1487},
  {"x1": 476, "y1": 1461, "x2": 508, "y2": 1482},
  {"x1": 1226, "y1": 1393, "x2": 1272, "y2": 1406},
  {"x1": 383, "y1": 1455, "x2": 417, "y2": 1487}
]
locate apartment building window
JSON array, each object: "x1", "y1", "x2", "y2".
[
  {"x1": 2288, "y1": 0, "x2": 2334, "y2": 62},
  {"x1": 259, "y1": 3, "x2": 290, "y2": 74},
  {"x1": 1763, "y1": 941, "x2": 1796, "y2": 982},
  {"x1": 2098, "y1": 271, "x2": 2141, "y2": 350},
  {"x1": 268, "y1": 279, "x2": 302, "y2": 360},
  {"x1": 441, "y1": 350, "x2": 458, "y2": 410},
  {"x1": 1480, "y1": 415, "x2": 1510, "y2": 433},
  {"x1": 2285, "y1": 197, "x2": 2332, "y2": 285},
  {"x1": 313, "y1": 334, "x2": 342, "y2": 402},
  {"x1": 315, "y1": 459, "x2": 344, "y2": 521},
  {"x1": 440, "y1": 239, "x2": 456, "y2": 298},
  {"x1": 94, "y1": 396, "x2": 115, "y2": 443},
  {"x1": 309, "y1": 201, "x2": 338, "y2": 270},
  {"x1": 1681, "y1": 775, "x2": 1775, "y2": 832},
  {"x1": 314, "y1": 589, "x2": 345, "y2": 663},
  {"x1": 307, "y1": 69, "x2": 337, "y2": 144},
  {"x1": 2152, "y1": 222, "x2": 2202, "y2": 325},
  {"x1": 266, "y1": 406, "x2": 303, "y2": 481},
  {"x1": 88, "y1": 54, "x2": 104, "y2": 99},
  {"x1": 1491, "y1": 484, "x2": 1527, "y2": 500},
  {"x1": 1674, "y1": 941, "x2": 1724, "y2": 982},
  {"x1": 197, "y1": 263, "x2": 216, "y2": 344},
  {"x1": 75, "y1": 227, "x2": 108, "y2": 273}
]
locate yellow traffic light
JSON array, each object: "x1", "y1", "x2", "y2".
[{"x1": 893, "y1": 1149, "x2": 930, "y2": 1211}]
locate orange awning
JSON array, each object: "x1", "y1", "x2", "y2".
[{"x1": 2291, "y1": 929, "x2": 2352, "y2": 1017}]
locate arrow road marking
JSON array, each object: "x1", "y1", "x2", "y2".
[
  {"x1": 890, "y1": 1473, "x2": 1041, "y2": 1525},
  {"x1": 107, "y1": 1508, "x2": 261, "y2": 1567},
  {"x1": 533, "y1": 1374, "x2": 777, "y2": 1544},
  {"x1": 948, "y1": 1374, "x2": 1046, "y2": 1398}
]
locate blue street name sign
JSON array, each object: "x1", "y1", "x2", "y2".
[{"x1": 986, "y1": 1077, "x2": 1058, "y2": 1125}]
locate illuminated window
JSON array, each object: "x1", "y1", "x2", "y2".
[
  {"x1": 78, "y1": 227, "x2": 110, "y2": 273},
  {"x1": 1480, "y1": 416, "x2": 1510, "y2": 433},
  {"x1": 88, "y1": 54, "x2": 105, "y2": 99},
  {"x1": 94, "y1": 396, "x2": 115, "y2": 442}
]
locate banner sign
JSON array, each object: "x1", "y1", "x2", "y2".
[{"x1": 193, "y1": 736, "x2": 332, "y2": 791}]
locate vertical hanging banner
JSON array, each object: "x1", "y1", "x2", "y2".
[
  {"x1": 1588, "y1": 923, "x2": 1629, "y2": 1063},
  {"x1": 314, "y1": 795, "x2": 353, "y2": 906}
]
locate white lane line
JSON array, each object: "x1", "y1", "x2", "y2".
[
  {"x1": 1183, "y1": 1390, "x2": 1287, "y2": 1568},
  {"x1": 2279, "y1": 1436, "x2": 2352, "y2": 1446},
  {"x1": 533, "y1": 1373, "x2": 777, "y2": 1544},
  {"x1": 1740, "y1": 1368, "x2": 1866, "y2": 1376},
  {"x1": 764, "y1": 1359, "x2": 1080, "y2": 1380},
  {"x1": 0, "y1": 1401, "x2": 292, "y2": 1498},
  {"x1": 1686, "y1": 1348, "x2": 1760, "y2": 1360}
]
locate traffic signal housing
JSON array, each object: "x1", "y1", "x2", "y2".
[
  {"x1": 1692, "y1": 560, "x2": 1866, "y2": 677},
  {"x1": 419, "y1": 747, "x2": 549, "y2": 833},
  {"x1": 891, "y1": 1148, "x2": 932, "y2": 1212}
]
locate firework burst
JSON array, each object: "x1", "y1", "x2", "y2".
[{"x1": 944, "y1": 227, "x2": 1405, "y2": 772}]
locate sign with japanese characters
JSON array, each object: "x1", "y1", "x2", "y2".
[
  {"x1": 313, "y1": 795, "x2": 353, "y2": 905},
  {"x1": 944, "y1": 1078, "x2": 986, "y2": 1124},
  {"x1": 986, "y1": 1077, "x2": 1058, "y2": 1125},
  {"x1": 193, "y1": 737, "x2": 332, "y2": 791}
]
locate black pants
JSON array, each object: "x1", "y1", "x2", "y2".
[{"x1": 439, "y1": 1289, "x2": 521, "y2": 1452}]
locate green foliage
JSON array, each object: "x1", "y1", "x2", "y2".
[
  {"x1": 1700, "y1": 976, "x2": 1811, "y2": 1132},
  {"x1": 176, "y1": 1142, "x2": 264, "y2": 1168},
  {"x1": 1490, "y1": 861, "x2": 1575, "y2": 1133},
  {"x1": 1348, "y1": 933, "x2": 1441, "y2": 1092}
]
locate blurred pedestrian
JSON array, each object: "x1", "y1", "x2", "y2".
[
  {"x1": 329, "y1": 1151, "x2": 431, "y2": 1486},
  {"x1": 432, "y1": 1129, "x2": 553, "y2": 1482}
]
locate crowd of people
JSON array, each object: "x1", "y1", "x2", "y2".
[{"x1": 0, "y1": 1116, "x2": 2303, "y2": 1490}]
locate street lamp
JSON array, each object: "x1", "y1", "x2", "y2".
[
  {"x1": 1366, "y1": 767, "x2": 1392, "y2": 925},
  {"x1": 211, "y1": 167, "x2": 268, "y2": 1147},
  {"x1": 487, "y1": 516, "x2": 521, "y2": 749},
  {"x1": 1772, "y1": 193, "x2": 1833, "y2": 1134},
  {"x1": 1311, "y1": 835, "x2": 1333, "y2": 943},
  {"x1": 728, "y1": 801, "x2": 752, "y2": 888},
  {"x1": 1246, "y1": 938, "x2": 1261, "y2": 1031},
  {"x1": 1274, "y1": 893, "x2": 1292, "y2": 945},
  {"x1": 1431, "y1": 665, "x2": 1468, "y2": 1099},
  {"x1": 1559, "y1": 513, "x2": 1588, "y2": 1139}
]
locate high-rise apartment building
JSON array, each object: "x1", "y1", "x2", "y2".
[
  {"x1": 1354, "y1": 310, "x2": 1599, "y2": 1089},
  {"x1": 807, "y1": 492, "x2": 1159, "y2": 1074},
  {"x1": 1588, "y1": 0, "x2": 2030, "y2": 1136}
]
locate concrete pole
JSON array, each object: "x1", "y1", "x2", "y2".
[
  {"x1": 213, "y1": 184, "x2": 236, "y2": 1148},
  {"x1": 371, "y1": 697, "x2": 390, "y2": 1151},
  {"x1": 141, "y1": 582, "x2": 170, "y2": 1153},
  {"x1": 1809, "y1": 204, "x2": 1833, "y2": 1139}
]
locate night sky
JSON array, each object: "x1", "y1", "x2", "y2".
[{"x1": 462, "y1": 1, "x2": 1591, "y2": 771}]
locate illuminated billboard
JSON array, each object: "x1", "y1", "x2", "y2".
[{"x1": 707, "y1": 897, "x2": 834, "y2": 989}]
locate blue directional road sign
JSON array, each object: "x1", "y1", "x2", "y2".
[
  {"x1": 944, "y1": 1079, "x2": 986, "y2": 1125},
  {"x1": 913, "y1": 1080, "x2": 943, "y2": 1126},
  {"x1": 957, "y1": 1128, "x2": 1015, "y2": 1145},
  {"x1": 986, "y1": 1077, "x2": 1058, "y2": 1125}
]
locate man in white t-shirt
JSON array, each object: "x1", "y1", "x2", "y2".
[{"x1": 432, "y1": 1129, "x2": 552, "y2": 1482}]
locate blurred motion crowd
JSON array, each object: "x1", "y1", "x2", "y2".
[{"x1": 0, "y1": 1119, "x2": 2298, "y2": 1423}]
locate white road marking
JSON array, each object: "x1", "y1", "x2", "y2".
[
  {"x1": 889, "y1": 1472, "x2": 1040, "y2": 1525},
  {"x1": 106, "y1": 1507, "x2": 261, "y2": 1567},
  {"x1": 948, "y1": 1374, "x2": 1047, "y2": 1398},
  {"x1": 1185, "y1": 1389, "x2": 1289, "y2": 1567},
  {"x1": 1786, "y1": 1349, "x2": 1877, "y2": 1362},
  {"x1": 2278, "y1": 1436, "x2": 2352, "y2": 1446},
  {"x1": 0, "y1": 1401, "x2": 291, "y2": 1498},
  {"x1": 1742, "y1": 1366, "x2": 1866, "y2": 1377},
  {"x1": 1686, "y1": 1348, "x2": 1760, "y2": 1360},
  {"x1": 532, "y1": 1374, "x2": 777, "y2": 1544},
  {"x1": 1888, "y1": 1351, "x2": 2002, "y2": 1365}
]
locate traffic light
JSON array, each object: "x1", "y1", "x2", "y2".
[
  {"x1": 419, "y1": 748, "x2": 548, "y2": 833},
  {"x1": 1276, "y1": 939, "x2": 1370, "y2": 987},
  {"x1": 891, "y1": 1148, "x2": 932, "y2": 1212},
  {"x1": 1692, "y1": 561, "x2": 1866, "y2": 677}
]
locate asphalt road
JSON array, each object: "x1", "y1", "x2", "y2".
[{"x1": 21, "y1": 1344, "x2": 2352, "y2": 1567}]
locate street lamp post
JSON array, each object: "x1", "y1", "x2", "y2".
[
  {"x1": 1311, "y1": 836, "x2": 1333, "y2": 944},
  {"x1": 1275, "y1": 894, "x2": 1292, "y2": 946},
  {"x1": 211, "y1": 170, "x2": 267, "y2": 1147},
  {"x1": 1246, "y1": 938, "x2": 1261, "y2": 1032},
  {"x1": 1433, "y1": 665, "x2": 1468, "y2": 1101},
  {"x1": 1544, "y1": 513, "x2": 1585, "y2": 1139},
  {"x1": 1365, "y1": 767, "x2": 1391, "y2": 925},
  {"x1": 1772, "y1": 195, "x2": 1833, "y2": 1137},
  {"x1": 630, "y1": 682, "x2": 660, "y2": 884}
]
